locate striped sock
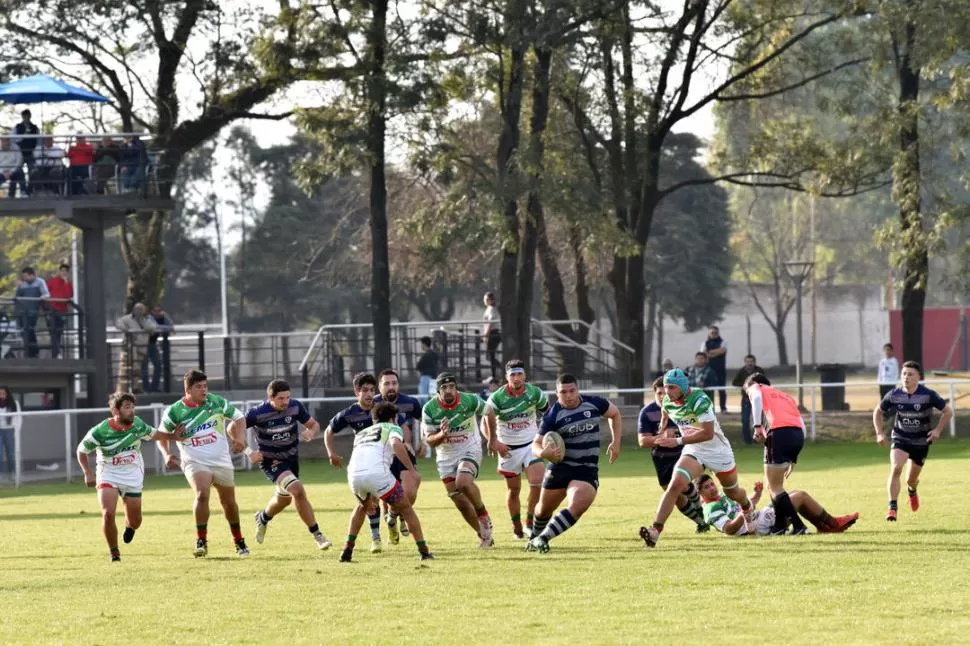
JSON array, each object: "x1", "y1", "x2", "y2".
[
  {"x1": 196, "y1": 524, "x2": 207, "y2": 541},
  {"x1": 367, "y1": 509, "x2": 381, "y2": 540},
  {"x1": 540, "y1": 510, "x2": 576, "y2": 541},
  {"x1": 532, "y1": 515, "x2": 551, "y2": 537},
  {"x1": 907, "y1": 486, "x2": 918, "y2": 496},
  {"x1": 229, "y1": 523, "x2": 243, "y2": 542}
]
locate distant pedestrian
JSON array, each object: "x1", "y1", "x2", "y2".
[
  {"x1": 0, "y1": 386, "x2": 20, "y2": 480},
  {"x1": 701, "y1": 326, "x2": 728, "y2": 413},
  {"x1": 416, "y1": 336, "x2": 439, "y2": 399},
  {"x1": 14, "y1": 266, "x2": 49, "y2": 358},
  {"x1": 878, "y1": 343, "x2": 899, "y2": 400},
  {"x1": 146, "y1": 305, "x2": 175, "y2": 392},
  {"x1": 482, "y1": 292, "x2": 501, "y2": 380},
  {"x1": 46, "y1": 263, "x2": 73, "y2": 358},
  {"x1": 732, "y1": 354, "x2": 766, "y2": 445}
]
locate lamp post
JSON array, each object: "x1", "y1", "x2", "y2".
[{"x1": 784, "y1": 260, "x2": 815, "y2": 409}]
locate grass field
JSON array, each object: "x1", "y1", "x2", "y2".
[{"x1": 3, "y1": 441, "x2": 970, "y2": 645}]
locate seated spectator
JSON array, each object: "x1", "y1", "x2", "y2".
[
  {"x1": 93, "y1": 136, "x2": 121, "y2": 194},
  {"x1": 120, "y1": 135, "x2": 148, "y2": 192},
  {"x1": 66, "y1": 135, "x2": 95, "y2": 195},
  {"x1": 31, "y1": 136, "x2": 66, "y2": 195},
  {"x1": 0, "y1": 137, "x2": 27, "y2": 198}
]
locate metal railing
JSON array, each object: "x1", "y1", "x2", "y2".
[
  {"x1": 3, "y1": 379, "x2": 965, "y2": 489},
  {"x1": 0, "y1": 132, "x2": 169, "y2": 199},
  {"x1": 0, "y1": 296, "x2": 85, "y2": 360}
]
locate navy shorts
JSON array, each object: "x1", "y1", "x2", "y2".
[
  {"x1": 764, "y1": 427, "x2": 804, "y2": 465},
  {"x1": 260, "y1": 457, "x2": 300, "y2": 483},
  {"x1": 652, "y1": 455, "x2": 680, "y2": 489},
  {"x1": 892, "y1": 439, "x2": 929, "y2": 467},
  {"x1": 542, "y1": 465, "x2": 599, "y2": 491},
  {"x1": 390, "y1": 449, "x2": 418, "y2": 482}
]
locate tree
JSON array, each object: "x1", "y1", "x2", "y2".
[{"x1": 0, "y1": 1, "x2": 343, "y2": 309}]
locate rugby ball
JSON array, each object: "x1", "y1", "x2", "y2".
[{"x1": 542, "y1": 432, "x2": 565, "y2": 464}]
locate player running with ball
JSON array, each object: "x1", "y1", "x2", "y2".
[
  {"x1": 640, "y1": 368, "x2": 755, "y2": 548},
  {"x1": 526, "y1": 374, "x2": 621, "y2": 554},
  {"x1": 482, "y1": 359, "x2": 550, "y2": 539},
  {"x1": 76, "y1": 392, "x2": 184, "y2": 562},
  {"x1": 422, "y1": 372, "x2": 496, "y2": 548}
]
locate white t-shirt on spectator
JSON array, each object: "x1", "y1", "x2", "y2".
[{"x1": 877, "y1": 357, "x2": 899, "y2": 385}]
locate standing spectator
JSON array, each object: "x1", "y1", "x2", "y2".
[
  {"x1": 146, "y1": 305, "x2": 175, "y2": 392},
  {"x1": 687, "y1": 352, "x2": 716, "y2": 402},
  {"x1": 482, "y1": 291, "x2": 501, "y2": 380},
  {"x1": 14, "y1": 266, "x2": 49, "y2": 358},
  {"x1": 653, "y1": 358, "x2": 674, "y2": 380},
  {"x1": 0, "y1": 136, "x2": 27, "y2": 198},
  {"x1": 93, "y1": 136, "x2": 121, "y2": 194},
  {"x1": 115, "y1": 303, "x2": 157, "y2": 393},
  {"x1": 878, "y1": 343, "x2": 900, "y2": 400},
  {"x1": 46, "y1": 263, "x2": 73, "y2": 358},
  {"x1": 416, "y1": 335, "x2": 438, "y2": 398},
  {"x1": 0, "y1": 386, "x2": 20, "y2": 481},
  {"x1": 702, "y1": 325, "x2": 728, "y2": 413},
  {"x1": 66, "y1": 135, "x2": 95, "y2": 195},
  {"x1": 732, "y1": 354, "x2": 766, "y2": 445},
  {"x1": 13, "y1": 109, "x2": 39, "y2": 168}
]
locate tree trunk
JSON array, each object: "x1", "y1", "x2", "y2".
[
  {"x1": 775, "y1": 324, "x2": 789, "y2": 367},
  {"x1": 895, "y1": 20, "x2": 925, "y2": 366},
  {"x1": 120, "y1": 212, "x2": 167, "y2": 312},
  {"x1": 571, "y1": 225, "x2": 595, "y2": 345},
  {"x1": 496, "y1": 5, "x2": 528, "y2": 369},
  {"x1": 644, "y1": 290, "x2": 657, "y2": 378},
  {"x1": 367, "y1": 0, "x2": 392, "y2": 372},
  {"x1": 656, "y1": 308, "x2": 664, "y2": 372}
]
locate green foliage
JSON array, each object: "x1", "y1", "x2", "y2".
[{"x1": 0, "y1": 218, "x2": 73, "y2": 295}]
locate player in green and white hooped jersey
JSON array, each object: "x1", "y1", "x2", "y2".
[
  {"x1": 339, "y1": 402, "x2": 433, "y2": 562},
  {"x1": 482, "y1": 359, "x2": 549, "y2": 539},
  {"x1": 76, "y1": 392, "x2": 183, "y2": 562},
  {"x1": 640, "y1": 369, "x2": 755, "y2": 549},
  {"x1": 422, "y1": 372, "x2": 495, "y2": 548},
  {"x1": 157, "y1": 369, "x2": 250, "y2": 558}
]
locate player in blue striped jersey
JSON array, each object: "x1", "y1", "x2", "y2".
[
  {"x1": 229, "y1": 379, "x2": 332, "y2": 551},
  {"x1": 526, "y1": 374, "x2": 622, "y2": 553},
  {"x1": 374, "y1": 368, "x2": 423, "y2": 543}
]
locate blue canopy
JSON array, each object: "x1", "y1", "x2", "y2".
[{"x1": 0, "y1": 74, "x2": 109, "y2": 104}]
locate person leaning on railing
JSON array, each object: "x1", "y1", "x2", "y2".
[
  {"x1": 115, "y1": 303, "x2": 158, "y2": 394},
  {"x1": 14, "y1": 267, "x2": 48, "y2": 358},
  {"x1": 93, "y1": 136, "x2": 121, "y2": 194},
  {"x1": 0, "y1": 137, "x2": 28, "y2": 198},
  {"x1": 67, "y1": 135, "x2": 95, "y2": 195}
]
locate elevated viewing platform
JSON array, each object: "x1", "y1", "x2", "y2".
[{"x1": 0, "y1": 131, "x2": 176, "y2": 407}]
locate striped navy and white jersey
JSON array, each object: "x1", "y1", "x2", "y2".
[
  {"x1": 373, "y1": 393, "x2": 422, "y2": 432},
  {"x1": 539, "y1": 395, "x2": 611, "y2": 470},
  {"x1": 245, "y1": 399, "x2": 313, "y2": 461},
  {"x1": 878, "y1": 385, "x2": 947, "y2": 446},
  {"x1": 329, "y1": 403, "x2": 406, "y2": 436}
]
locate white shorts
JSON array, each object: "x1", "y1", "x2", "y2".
[
  {"x1": 435, "y1": 445, "x2": 483, "y2": 481},
  {"x1": 683, "y1": 438, "x2": 737, "y2": 475},
  {"x1": 349, "y1": 470, "x2": 399, "y2": 503},
  {"x1": 497, "y1": 443, "x2": 542, "y2": 477},
  {"x1": 753, "y1": 507, "x2": 777, "y2": 536},
  {"x1": 182, "y1": 461, "x2": 235, "y2": 488},
  {"x1": 97, "y1": 479, "x2": 143, "y2": 497}
]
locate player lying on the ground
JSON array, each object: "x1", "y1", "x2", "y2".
[
  {"x1": 340, "y1": 401, "x2": 433, "y2": 562},
  {"x1": 872, "y1": 360, "x2": 951, "y2": 522},
  {"x1": 229, "y1": 378, "x2": 332, "y2": 552},
  {"x1": 697, "y1": 475, "x2": 859, "y2": 535},
  {"x1": 76, "y1": 392, "x2": 184, "y2": 562}
]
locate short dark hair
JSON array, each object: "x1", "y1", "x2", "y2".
[
  {"x1": 505, "y1": 359, "x2": 525, "y2": 372},
  {"x1": 651, "y1": 377, "x2": 664, "y2": 390},
  {"x1": 183, "y1": 369, "x2": 207, "y2": 390},
  {"x1": 901, "y1": 360, "x2": 922, "y2": 375},
  {"x1": 695, "y1": 351, "x2": 707, "y2": 359},
  {"x1": 109, "y1": 392, "x2": 136, "y2": 410},
  {"x1": 267, "y1": 379, "x2": 290, "y2": 397},
  {"x1": 21, "y1": 109, "x2": 31, "y2": 118},
  {"x1": 556, "y1": 373, "x2": 578, "y2": 387},
  {"x1": 353, "y1": 372, "x2": 377, "y2": 391},
  {"x1": 745, "y1": 373, "x2": 771, "y2": 387},
  {"x1": 59, "y1": 262, "x2": 70, "y2": 271},
  {"x1": 883, "y1": 343, "x2": 893, "y2": 350},
  {"x1": 372, "y1": 401, "x2": 399, "y2": 423},
  {"x1": 697, "y1": 474, "x2": 713, "y2": 487},
  {"x1": 378, "y1": 368, "x2": 399, "y2": 382},
  {"x1": 744, "y1": 354, "x2": 756, "y2": 362},
  {"x1": 709, "y1": 325, "x2": 719, "y2": 332},
  {"x1": 420, "y1": 336, "x2": 432, "y2": 347},
  {"x1": 21, "y1": 266, "x2": 35, "y2": 275}
]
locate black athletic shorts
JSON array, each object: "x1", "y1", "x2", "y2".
[
  {"x1": 652, "y1": 455, "x2": 680, "y2": 489},
  {"x1": 260, "y1": 457, "x2": 300, "y2": 483},
  {"x1": 542, "y1": 465, "x2": 599, "y2": 491},
  {"x1": 764, "y1": 426, "x2": 804, "y2": 465},
  {"x1": 892, "y1": 439, "x2": 929, "y2": 467},
  {"x1": 390, "y1": 449, "x2": 419, "y2": 482}
]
